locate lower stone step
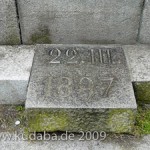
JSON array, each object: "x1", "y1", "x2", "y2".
[
  {"x1": 123, "y1": 45, "x2": 150, "y2": 107},
  {"x1": 1, "y1": 45, "x2": 150, "y2": 106},
  {"x1": 26, "y1": 45, "x2": 137, "y2": 133},
  {"x1": 0, "y1": 46, "x2": 34, "y2": 104}
]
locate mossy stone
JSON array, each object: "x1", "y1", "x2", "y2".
[
  {"x1": 29, "y1": 27, "x2": 52, "y2": 44},
  {"x1": 26, "y1": 108, "x2": 136, "y2": 133},
  {"x1": 133, "y1": 82, "x2": 150, "y2": 105},
  {"x1": 3, "y1": 33, "x2": 20, "y2": 45},
  {"x1": 135, "y1": 107, "x2": 150, "y2": 134},
  {"x1": 108, "y1": 109, "x2": 136, "y2": 133}
]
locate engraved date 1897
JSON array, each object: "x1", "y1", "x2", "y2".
[{"x1": 43, "y1": 76, "x2": 114, "y2": 99}]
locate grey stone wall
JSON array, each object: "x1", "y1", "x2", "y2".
[
  {"x1": 0, "y1": 0, "x2": 20, "y2": 45},
  {"x1": 17, "y1": 0, "x2": 143, "y2": 44},
  {"x1": 1, "y1": 0, "x2": 150, "y2": 45},
  {"x1": 139, "y1": 0, "x2": 150, "y2": 43}
]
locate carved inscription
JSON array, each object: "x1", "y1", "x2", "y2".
[
  {"x1": 49, "y1": 48, "x2": 78, "y2": 64},
  {"x1": 66, "y1": 49, "x2": 78, "y2": 64},
  {"x1": 90, "y1": 49, "x2": 112, "y2": 64},
  {"x1": 79, "y1": 77, "x2": 94, "y2": 99},
  {"x1": 48, "y1": 48, "x2": 113, "y2": 64},
  {"x1": 49, "y1": 48, "x2": 61, "y2": 64},
  {"x1": 27, "y1": 46, "x2": 131, "y2": 108},
  {"x1": 43, "y1": 76, "x2": 114, "y2": 99}
]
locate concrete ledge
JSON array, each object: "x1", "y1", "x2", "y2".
[
  {"x1": 124, "y1": 45, "x2": 150, "y2": 105},
  {"x1": 0, "y1": 44, "x2": 150, "y2": 104},
  {"x1": 0, "y1": 46, "x2": 35, "y2": 104},
  {"x1": 124, "y1": 44, "x2": 150, "y2": 82}
]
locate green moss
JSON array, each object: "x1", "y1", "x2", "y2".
[
  {"x1": 135, "y1": 107, "x2": 150, "y2": 135},
  {"x1": 14, "y1": 106, "x2": 150, "y2": 135},
  {"x1": 27, "y1": 109, "x2": 107, "y2": 133},
  {"x1": 27, "y1": 110, "x2": 69, "y2": 132},
  {"x1": 133, "y1": 82, "x2": 150, "y2": 105},
  {"x1": 108, "y1": 109, "x2": 136, "y2": 133},
  {"x1": 15, "y1": 105, "x2": 25, "y2": 111},
  {"x1": 26, "y1": 108, "x2": 136, "y2": 133},
  {"x1": 4, "y1": 33, "x2": 20, "y2": 45},
  {"x1": 29, "y1": 27, "x2": 52, "y2": 44},
  {"x1": 132, "y1": 82, "x2": 150, "y2": 135}
]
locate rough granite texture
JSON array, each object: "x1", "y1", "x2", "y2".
[
  {"x1": 139, "y1": 0, "x2": 150, "y2": 44},
  {"x1": 124, "y1": 45, "x2": 150, "y2": 105},
  {"x1": 0, "y1": 46, "x2": 35, "y2": 104},
  {"x1": 26, "y1": 45, "x2": 136, "y2": 133},
  {"x1": 18, "y1": 0, "x2": 143, "y2": 44},
  {"x1": 0, "y1": 0, "x2": 20, "y2": 45},
  {"x1": 123, "y1": 45, "x2": 150, "y2": 82},
  {"x1": 26, "y1": 45, "x2": 136, "y2": 109}
]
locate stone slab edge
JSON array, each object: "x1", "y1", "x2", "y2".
[
  {"x1": 0, "y1": 46, "x2": 35, "y2": 104},
  {"x1": 0, "y1": 44, "x2": 150, "y2": 104}
]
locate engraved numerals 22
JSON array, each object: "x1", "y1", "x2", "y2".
[
  {"x1": 49, "y1": 48, "x2": 77, "y2": 64},
  {"x1": 49, "y1": 48, "x2": 113, "y2": 64}
]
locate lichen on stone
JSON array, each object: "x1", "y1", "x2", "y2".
[
  {"x1": 108, "y1": 109, "x2": 136, "y2": 133},
  {"x1": 133, "y1": 82, "x2": 150, "y2": 105},
  {"x1": 27, "y1": 110, "x2": 69, "y2": 132},
  {"x1": 3, "y1": 33, "x2": 20, "y2": 45},
  {"x1": 26, "y1": 108, "x2": 136, "y2": 133},
  {"x1": 29, "y1": 26, "x2": 52, "y2": 44}
]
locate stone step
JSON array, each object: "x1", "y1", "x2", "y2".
[
  {"x1": 1, "y1": 45, "x2": 149, "y2": 105},
  {"x1": 1, "y1": 44, "x2": 150, "y2": 133},
  {"x1": 0, "y1": 105, "x2": 149, "y2": 149},
  {"x1": 26, "y1": 44, "x2": 137, "y2": 133},
  {"x1": 0, "y1": 46, "x2": 34, "y2": 104},
  {"x1": 123, "y1": 45, "x2": 150, "y2": 106}
]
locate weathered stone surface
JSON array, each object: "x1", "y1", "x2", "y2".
[
  {"x1": 139, "y1": 0, "x2": 150, "y2": 44},
  {"x1": 1, "y1": 104, "x2": 149, "y2": 150},
  {"x1": 27, "y1": 108, "x2": 135, "y2": 133},
  {"x1": 26, "y1": 45, "x2": 136, "y2": 133},
  {"x1": 1, "y1": 44, "x2": 149, "y2": 107},
  {"x1": 123, "y1": 45, "x2": 150, "y2": 82},
  {"x1": 0, "y1": 46, "x2": 35, "y2": 104},
  {"x1": 0, "y1": 105, "x2": 25, "y2": 132},
  {"x1": 0, "y1": 0, "x2": 20, "y2": 45},
  {"x1": 0, "y1": 106, "x2": 150, "y2": 149},
  {"x1": 18, "y1": 0, "x2": 143, "y2": 44},
  {"x1": 0, "y1": 131, "x2": 150, "y2": 150},
  {"x1": 124, "y1": 45, "x2": 150, "y2": 106}
]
